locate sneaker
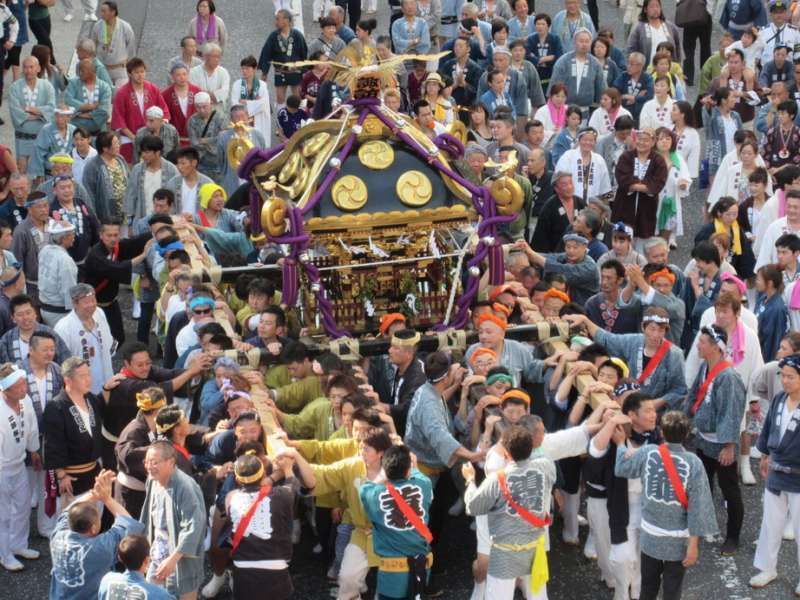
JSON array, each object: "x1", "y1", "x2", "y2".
[
  {"x1": 562, "y1": 535, "x2": 580, "y2": 546},
  {"x1": 720, "y1": 538, "x2": 739, "y2": 556},
  {"x1": 201, "y1": 573, "x2": 228, "y2": 598},
  {"x1": 62, "y1": 12, "x2": 74, "y2": 22},
  {"x1": 13, "y1": 548, "x2": 39, "y2": 560},
  {"x1": 740, "y1": 459, "x2": 756, "y2": 485},
  {"x1": 784, "y1": 523, "x2": 796, "y2": 541},
  {"x1": 749, "y1": 570, "x2": 777, "y2": 588},
  {"x1": 577, "y1": 514, "x2": 588, "y2": 527},
  {"x1": 84, "y1": 13, "x2": 98, "y2": 21},
  {"x1": 448, "y1": 497, "x2": 464, "y2": 517},
  {"x1": 0, "y1": 555, "x2": 24, "y2": 571},
  {"x1": 705, "y1": 533, "x2": 720, "y2": 543}
]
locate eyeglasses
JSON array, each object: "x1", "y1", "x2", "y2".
[{"x1": 193, "y1": 307, "x2": 212, "y2": 316}]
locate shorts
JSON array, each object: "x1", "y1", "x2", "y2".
[
  {"x1": 275, "y1": 71, "x2": 301, "y2": 87},
  {"x1": 476, "y1": 514, "x2": 491, "y2": 555},
  {"x1": 5, "y1": 45, "x2": 21, "y2": 67}
]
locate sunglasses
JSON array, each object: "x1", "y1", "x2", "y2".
[{"x1": 193, "y1": 307, "x2": 213, "y2": 316}]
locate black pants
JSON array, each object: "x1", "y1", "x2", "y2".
[
  {"x1": 640, "y1": 552, "x2": 686, "y2": 600},
  {"x1": 681, "y1": 17, "x2": 712, "y2": 85},
  {"x1": 586, "y1": 0, "x2": 599, "y2": 31},
  {"x1": 697, "y1": 448, "x2": 743, "y2": 541},
  {"x1": 428, "y1": 470, "x2": 459, "y2": 550},
  {"x1": 29, "y1": 16, "x2": 55, "y2": 63},
  {"x1": 137, "y1": 301, "x2": 155, "y2": 344},
  {"x1": 101, "y1": 299, "x2": 125, "y2": 346},
  {"x1": 337, "y1": 0, "x2": 361, "y2": 30}
]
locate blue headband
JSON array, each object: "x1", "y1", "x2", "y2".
[
  {"x1": 156, "y1": 241, "x2": 184, "y2": 257},
  {"x1": 0, "y1": 268, "x2": 22, "y2": 289},
  {"x1": 779, "y1": 354, "x2": 800, "y2": 373},
  {"x1": 0, "y1": 367, "x2": 25, "y2": 390},
  {"x1": 614, "y1": 381, "x2": 640, "y2": 397},
  {"x1": 189, "y1": 296, "x2": 214, "y2": 310}
]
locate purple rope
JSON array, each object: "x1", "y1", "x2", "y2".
[
  {"x1": 432, "y1": 132, "x2": 464, "y2": 158},
  {"x1": 238, "y1": 143, "x2": 286, "y2": 180}
]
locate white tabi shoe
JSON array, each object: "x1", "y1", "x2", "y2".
[
  {"x1": 0, "y1": 555, "x2": 24, "y2": 571},
  {"x1": 749, "y1": 570, "x2": 777, "y2": 588},
  {"x1": 740, "y1": 458, "x2": 756, "y2": 485},
  {"x1": 201, "y1": 572, "x2": 228, "y2": 598},
  {"x1": 13, "y1": 548, "x2": 39, "y2": 560},
  {"x1": 784, "y1": 522, "x2": 796, "y2": 541}
]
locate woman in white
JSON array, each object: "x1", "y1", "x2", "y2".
[
  {"x1": 639, "y1": 75, "x2": 674, "y2": 130},
  {"x1": 589, "y1": 88, "x2": 631, "y2": 137},
  {"x1": 533, "y1": 82, "x2": 568, "y2": 146},
  {"x1": 229, "y1": 55, "x2": 271, "y2": 145},
  {"x1": 671, "y1": 100, "x2": 700, "y2": 179},
  {"x1": 654, "y1": 127, "x2": 691, "y2": 244},
  {"x1": 707, "y1": 139, "x2": 768, "y2": 209}
]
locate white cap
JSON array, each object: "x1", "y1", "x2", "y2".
[
  {"x1": 194, "y1": 91, "x2": 211, "y2": 105},
  {"x1": 145, "y1": 106, "x2": 164, "y2": 119},
  {"x1": 46, "y1": 218, "x2": 76, "y2": 235},
  {"x1": 55, "y1": 106, "x2": 75, "y2": 116}
]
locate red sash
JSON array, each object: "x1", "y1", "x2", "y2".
[
  {"x1": 385, "y1": 481, "x2": 433, "y2": 543},
  {"x1": 497, "y1": 471, "x2": 552, "y2": 528},
  {"x1": 690, "y1": 361, "x2": 732, "y2": 415},
  {"x1": 657, "y1": 444, "x2": 688, "y2": 510},
  {"x1": 173, "y1": 443, "x2": 191, "y2": 461},
  {"x1": 637, "y1": 340, "x2": 671, "y2": 384},
  {"x1": 94, "y1": 243, "x2": 119, "y2": 295},
  {"x1": 230, "y1": 484, "x2": 272, "y2": 554},
  {"x1": 197, "y1": 210, "x2": 211, "y2": 227}
]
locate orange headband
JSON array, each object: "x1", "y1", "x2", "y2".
[
  {"x1": 477, "y1": 312, "x2": 508, "y2": 331},
  {"x1": 543, "y1": 288, "x2": 570, "y2": 303},
  {"x1": 648, "y1": 268, "x2": 676, "y2": 285},
  {"x1": 492, "y1": 302, "x2": 513, "y2": 318},
  {"x1": 379, "y1": 312, "x2": 406, "y2": 335},
  {"x1": 501, "y1": 389, "x2": 531, "y2": 406},
  {"x1": 470, "y1": 347, "x2": 498, "y2": 364}
]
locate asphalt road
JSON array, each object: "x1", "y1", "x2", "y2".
[{"x1": 2, "y1": 0, "x2": 795, "y2": 598}]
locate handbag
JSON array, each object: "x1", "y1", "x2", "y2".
[{"x1": 675, "y1": 0, "x2": 709, "y2": 28}]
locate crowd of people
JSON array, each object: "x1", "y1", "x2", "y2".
[{"x1": 0, "y1": 0, "x2": 799, "y2": 600}]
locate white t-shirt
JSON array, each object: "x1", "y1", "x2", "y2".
[
  {"x1": 648, "y1": 24, "x2": 668, "y2": 63},
  {"x1": 165, "y1": 294, "x2": 186, "y2": 325},
  {"x1": 18, "y1": 338, "x2": 29, "y2": 361},
  {"x1": 721, "y1": 115, "x2": 737, "y2": 153},
  {"x1": 181, "y1": 180, "x2": 200, "y2": 214},
  {"x1": 143, "y1": 168, "x2": 162, "y2": 215}
]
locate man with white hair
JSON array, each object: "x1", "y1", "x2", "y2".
[
  {"x1": 328, "y1": 5, "x2": 355, "y2": 43},
  {"x1": 9, "y1": 56, "x2": 56, "y2": 174},
  {"x1": 54, "y1": 285, "x2": 114, "y2": 394},
  {"x1": 548, "y1": 28, "x2": 604, "y2": 118},
  {"x1": 89, "y1": 1, "x2": 136, "y2": 87},
  {"x1": 0, "y1": 174, "x2": 32, "y2": 231},
  {"x1": 190, "y1": 42, "x2": 231, "y2": 111},
  {"x1": 111, "y1": 58, "x2": 171, "y2": 164},
  {"x1": 186, "y1": 93, "x2": 227, "y2": 181},
  {"x1": 75, "y1": 37, "x2": 113, "y2": 88},
  {"x1": 0, "y1": 362, "x2": 41, "y2": 572},
  {"x1": 37, "y1": 219, "x2": 78, "y2": 327},
  {"x1": 258, "y1": 10, "x2": 308, "y2": 106},
  {"x1": 63, "y1": 58, "x2": 113, "y2": 136},
  {"x1": 134, "y1": 107, "x2": 180, "y2": 162}
]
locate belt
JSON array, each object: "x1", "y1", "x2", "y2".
[
  {"x1": 97, "y1": 300, "x2": 114, "y2": 308},
  {"x1": 15, "y1": 131, "x2": 38, "y2": 140},
  {"x1": 116, "y1": 470, "x2": 146, "y2": 491},
  {"x1": 640, "y1": 518, "x2": 690, "y2": 538},
  {"x1": 233, "y1": 558, "x2": 289, "y2": 570},
  {"x1": 493, "y1": 540, "x2": 539, "y2": 552},
  {"x1": 106, "y1": 63, "x2": 125, "y2": 70},
  {"x1": 64, "y1": 460, "x2": 97, "y2": 475},
  {"x1": 417, "y1": 463, "x2": 446, "y2": 477},
  {"x1": 770, "y1": 462, "x2": 800, "y2": 475},
  {"x1": 727, "y1": 21, "x2": 754, "y2": 30},
  {"x1": 379, "y1": 553, "x2": 433, "y2": 573},
  {"x1": 101, "y1": 424, "x2": 119, "y2": 443},
  {"x1": 40, "y1": 303, "x2": 69, "y2": 314},
  {"x1": 441, "y1": 15, "x2": 458, "y2": 24}
]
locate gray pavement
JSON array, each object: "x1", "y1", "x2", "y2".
[{"x1": 1, "y1": 0, "x2": 795, "y2": 598}]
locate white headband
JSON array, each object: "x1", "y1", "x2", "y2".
[
  {"x1": 642, "y1": 315, "x2": 670, "y2": 325},
  {"x1": 0, "y1": 367, "x2": 26, "y2": 390}
]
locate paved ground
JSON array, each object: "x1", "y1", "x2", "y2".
[{"x1": 3, "y1": 0, "x2": 797, "y2": 598}]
